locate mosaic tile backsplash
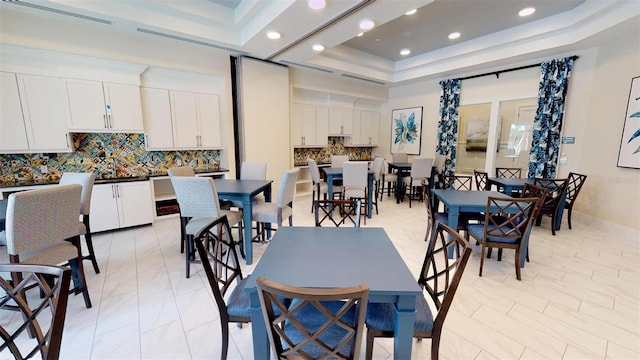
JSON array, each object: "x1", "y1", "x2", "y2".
[
  {"x1": 0, "y1": 133, "x2": 221, "y2": 184},
  {"x1": 293, "y1": 137, "x2": 373, "y2": 166}
]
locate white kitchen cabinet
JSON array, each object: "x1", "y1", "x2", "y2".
[
  {"x1": 348, "y1": 110, "x2": 380, "y2": 146},
  {"x1": 13, "y1": 74, "x2": 72, "y2": 152},
  {"x1": 328, "y1": 106, "x2": 353, "y2": 136},
  {"x1": 170, "y1": 90, "x2": 222, "y2": 149},
  {"x1": 0, "y1": 72, "x2": 29, "y2": 152},
  {"x1": 141, "y1": 87, "x2": 174, "y2": 149},
  {"x1": 292, "y1": 103, "x2": 328, "y2": 147},
  {"x1": 66, "y1": 79, "x2": 144, "y2": 132},
  {"x1": 89, "y1": 181, "x2": 153, "y2": 233}
]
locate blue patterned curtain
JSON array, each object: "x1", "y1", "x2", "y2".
[
  {"x1": 528, "y1": 57, "x2": 574, "y2": 178},
  {"x1": 437, "y1": 78, "x2": 461, "y2": 175}
]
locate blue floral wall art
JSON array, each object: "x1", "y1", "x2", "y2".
[
  {"x1": 618, "y1": 76, "x2": 640, "y2": 169},
  {"x1": 391, "y1": 107, "x2": 423, "y2": 155}
]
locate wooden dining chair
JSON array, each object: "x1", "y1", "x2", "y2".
[
  {"x1": 194, "y1": 215, "x2": 251, "y2": 360},
  {"x1": 495, "y1": 167, "x2": 522, "y2": 179},
  {"x1": 422, "y1": 184, "x2": 449, "y2": 241},
  {"x1": 256, "y1": 276, "x2": 369, "y2": 360},
  {"x1": 308, "y1": 158, "x2": 340, "y2": 213},
  {"x1": 365, "y1": 222, "x2": 471, "y2": 360},
  {"x1": 474, "y1": 170, "x2": 490, "y2": 191},
  {"x1": 565, "y1": 172, "x2": 587, "y2": 229},
  {"x1": 314, "y1": 199, "x2": 361, "y2": 227},
  {"x1": 533, "y1": 177, "x2": 569, "y2": 235},
  {"x1": 0, "y1": 264, "x2": 72, "y2": 360},
  {"x1": 465, "y1": 196, "x2": 538, "y2": 280},
  {"x1": 440, "y1": 174, "x2": 473, "y2": 190},
  {"x1": 59, "y1": 171, "x2": 99, "y2": 274}
]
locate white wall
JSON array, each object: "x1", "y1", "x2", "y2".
[{"x1": 381, "y1": 32, "x2": 640, "y2": 235}]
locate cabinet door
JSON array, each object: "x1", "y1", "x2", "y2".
[
  {"x1": 313, "y1": 105, "x2": 329, "y2": 146},
  {"x1": 328, "y1": 107, "x2": 353, "y2": 135},
  {"x1": 141, "y1": 87, "x2": 174, "y2": 149},
  {"x1": 17, "y1": 74, "x2": 71, "y2": 152},
  {"x1": 0, "y1": 72, "x2": 29, "y2": 152},
  {"x1": 170, "y1": 91, "x2": 199, "y2": 148},
  {"x1": 360, "y1": 110, "x2": 380, "y2": 145},
  {"x1": 351, "y1": 110, "x2": 363, "y2": 145},
  {"x1": 292, "y1": 103, "x2": 315, "y2": 147},
  {"x1": 116, "y1": 181, "x2": 153, "y2": 228},
  {"x1": 196, "y1": 93, "x2": 222, "y2": 148},
  {"x1": 104, "y1": 82, "x2": 144, "y2": 132},
  {"x1": 89, "y1": 184, "x2": 120, "y2": 233},
  {"x1": 66, "y1": 78, "x2": 107, "y2": 130}
]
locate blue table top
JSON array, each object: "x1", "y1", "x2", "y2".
[
  {"x1": 488, "y1": 177, "x2": 530, "y2": 187},
  {"x1": 243, "y1": 227, "x2": 421, "y2": 298},
  {"x1": 213, "y1": 179, "x2": 272, "y2": 196},
  {"x1": 0, "y1": 199, "x2": 6, "y2": 231}
]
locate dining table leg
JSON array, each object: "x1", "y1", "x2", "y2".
[
  {"x1": 249, "y1": 291, "x2": 270, "y2": 359},
  {"x1": 393, "y1": 295, "x2": 417, "y2": 359},
  {"x1": 367, "y1": 173, "x2": 373, "y2": 218},
  {"x1": 242, "y1": 195, "x2": 254, "y2": 265}
]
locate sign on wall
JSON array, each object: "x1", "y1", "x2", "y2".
[{"x1": 390, "y1": 106, "x2": 422, "y2": 155}]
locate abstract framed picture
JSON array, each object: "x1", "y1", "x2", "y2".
[
  {"x1": 391, "y1": 107, "x2": 422, "y2": 155},
  {"x1": 617, "y1": 76, "x2": 640, "y2": 169}
]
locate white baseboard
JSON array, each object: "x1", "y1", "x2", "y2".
[{"x1": 572, "y1": 211, "x2": 640, "y2": 241}]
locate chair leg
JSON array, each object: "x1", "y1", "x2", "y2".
[
  {"x1": 551, "y1": 213, "x2": 557, "y2": 236},
  {"x1": 83, "y1": 220, "x2": 100, "y2": 274},
  {"x1": 180, "y1": 216, "x2": 187, "y2": 254},
  {"x1": 70, "y1": 235, "x2": 92, "y2": 308},
  {"x1": 497, "y1": 248, "x2": 503, "y2": 261},
  {"x1": 515, "y1": 248, "x2": 522, "y2": 280},
  {"x1": 365, "y1": 329, "x2": 375, "y2": 360},
  {"x1": 568, "y1": 208, "x2": 573, "y2": 229},
  {"x1": 311, "y1": 189, "x2": 316, "y2": 213},
  {"x1": 479, "y1": 244, "x2": 486, "y2": 277},
  {"x1": 185, "y1": 234, "x2": 193, "y2": 278},
  {"x1": 431, "y1": 330, "x2": 441, "y2": 360}
]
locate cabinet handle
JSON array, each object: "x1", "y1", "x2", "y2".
[
  {"x1": 107, "y1": 115, "x2": 112, "y2": 129},
  {"x1": 65, "y1": 135, "x2": 69, "y2": 149},
  {"x1": 340, "y1": 125, "x2": 343, "y2": 134},
  {"x1": 302, "y1": 136, "x2": 305, "y2": 146},
  {"x1": 103, "y1": 114, "x2": 108, "y2": 128},
  {"x1": 111, "y1": 185, "x2": 116, "y2": 198},
  {"x1": 115, "y1": 185, "x2": 120, "y2": 198},
  {"x1": 369, "y1": 137, "x2": 371, "y2": 145}
]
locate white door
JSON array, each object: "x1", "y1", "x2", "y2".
[
  {"x1": 196, "y1": 93, "x2": 222, "y2": 148},
  {"x1": 116, "y1": 182, "x2": 153, "y2": 228},
  {"x1": 141, "y1": 87, "x2": 174, "y2": 149},
  {"x1": 89, "y1": 184, "x2": 120, "y2": 232},
  {"x1": 0, "y1": 72, "x2": 29, "y2": 152},
  {"x1": 104, "y1": 82, "x2": 144, "y2": 132},
  {"x1": 17, "y1": 74, "x2": 71, "y2": 152},
  {"x1": 171, "y1": 91, "x2": 199, "y2": 148},
  {"x1": 66, "y1": 78, "x2": 107, "y2": 130}
]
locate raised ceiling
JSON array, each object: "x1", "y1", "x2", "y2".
[{"x1": 1, "y1": 0, "x2": 637, "y2": 85}]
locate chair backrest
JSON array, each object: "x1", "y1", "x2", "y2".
[
  {"x1": 566, "y1": 172, "x2": 587, "y2": 206},
  {"x1": 422, "y1": 184, "x2": 436, "y2": 228},
  {"x1": 419, "y1": 222, "x2": 471, "y2": 335},
  {"x1": 170, "y1": 176, "x2": 221, "y2": 219},
  {"x1": 392, "y1": 153, "x2": 408, "y2": 163},
  {"x1": 314, "y1": 199, "x2": 361, "y2": 227},
  {"x1": 240, "y1": 161, "x2": 267, "y2": 180},
  {"x1": 410, "y1": 157, "x2": 434, "y2": 179},
  {"x1": 370, "y1": 157, "x2": 384, "y2": 181},
  {"x1": 59, "y1": 172, "x2": 96, "y2": 215},
  {"x1": 342, "y1": 161, "x2": 368, "y2": 199},
  {"x1": 481, "y1": 197, "x2": 538, "y2": 243},
  {"x1": 167, "y1": 166, "x2": 195, "y2": 177},
  {"x1": 0, "y1": 264, "x2": 72, "y2": 360},
  {"x1": 307, "y1": 158, "x2": 322, "y2": 185},
  {"x1": 496, "y1": 167, "x2": 522, "y2": 179},
  {"x1": 277, "y1": 168, "x2": 300, "y2": 207},
  {"x1": 520, "y1": 183, "x2": 548, "y2": 219},
  {"x1": 433, "y1": 154, "x2": 447, "y2": 174},
  {"x1": 441, "y1": 174, "x2": 473, "y2": 190},
  {"x1": 256, "y1": 276, "x2": 369, "y2": 360},
  {"x1": 331, "y1": 155, "x2": 349, "y2": 168},
  {"x1": 6, "y1": 185, "x2": 82, "y2": 256},
  {"x1": 474, "y1": 170, "x2": 489, "y2": 191},
  {"x1": 533, "y1": 178, "x2": 569, "y2": 209}
]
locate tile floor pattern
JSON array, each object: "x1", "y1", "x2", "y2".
[{"x1": 2, "y1": 194, "x2": 639, "y2": 359}]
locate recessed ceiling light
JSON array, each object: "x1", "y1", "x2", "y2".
[
  {"x1": 267, "y1": 31, "x2": 281, "y2": 40},
  {"x1": 357, "y1": 32, "x2": 364, "y2": 37},
  {"x1": 519, "y1": 7, "x2": 535, "y2": 17},
  {"x1": 359, "y1": 19, "x2": 375, "y2": 30},
  {"x1": 308, "y1": 0, "x2": 326, "y2": 10},
  {"x1": 405, "y1": 9, "x2": 417, "y2": 15},
  {"x1": 400, "y1": 49, "x2": 411, "y2": 56},
  {"x1": 312, "y1": 44, "x2": 325, "y2": 51},
  {"x1": 448, "y1": 32, "x2": 461, "y2": 40}
]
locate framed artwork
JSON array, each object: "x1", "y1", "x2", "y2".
[
  {"x1": 617, "y1": 76, "x2": 640, "y2": 169},
  {"x1": 391, "y1": 107, "x2": 422, "y2": 155}
]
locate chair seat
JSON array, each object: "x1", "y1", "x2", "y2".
[
  {"x1": 344, "y1": 188, "x2": 366, "y2": 199},
  {"x1": 467, "y1": 224, "x2": 519, "y2": 244},
  {"x1": 185, "y1": 210, "x2": 242, "y2": 238},
  {"x1": 226, "y1": 276, "x2": 250, "y2": 318},
  {"x1": 365, "y1": 295, "x2": 434, "y2": 333},
  {"x1": 284, "y1": 299, "x2": 358, "y2": 358},
  {"x1": 252, "y1": 202, "x2": 292, "y2": 223},
  {"x1": 229, "y1": 197, "x2": 263, "y2": 209}
]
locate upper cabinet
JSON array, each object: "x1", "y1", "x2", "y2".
[
  {"x1": 0, "y1": 72, "x2": 71, "y2": 153},
  {"x1": 292, "y1": 103, "x2": 328, "y2": 147},
  {"x1": 142, "y1": 87, "x2": 222, "y2": 150},
  {"x1": 328, "y1": 106, "x2": 353, "y2": 136},
  {"x1": 66, "y1": 79, "x2": 144, "y2": 133},
  {"x1": 348, "y1": 110, "x2": 380, "y2": 147}
]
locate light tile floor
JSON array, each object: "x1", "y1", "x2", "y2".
[{"x1": 4, "y1": 194, "x2": 639, "y2": 359}]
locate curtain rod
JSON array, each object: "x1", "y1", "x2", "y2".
[{"x1": 459, "y1": 55, "x2": 579, "y2": 81}]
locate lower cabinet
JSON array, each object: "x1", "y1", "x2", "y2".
[{"x1": 89, "y1": 181, "x2": 153, "y2": 233}]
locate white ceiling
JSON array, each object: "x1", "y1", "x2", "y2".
[{"x1": 2, "y1": 0, "x2": 638, "y2": 86}]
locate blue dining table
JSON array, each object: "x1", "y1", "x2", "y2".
[
  {"x1": 0, "y1": 198, "x2": 6, "y2": 231},
  {"x1": 214, "y1": 179, "x2": 272, "y2": 265},
  {"x1": 387, "y1": 162, "x2": 412, "y2": 203},
  {"x1": 322, "y1": 167, "x2": 375, "y2": 218},
  {"x1": 243, "y1": 226, "x2": 422, "y2": 360}
]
